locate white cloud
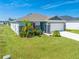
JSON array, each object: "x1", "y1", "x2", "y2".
[
  {"x1": 10, "y1": 3, "x2": 30, "y2": 7},
  {"x1": 0, "y1": 0, "x2": 31, "y2": 8},
  {"x1": 41, "y1": 0, "x2": 79, "y2": 9}
]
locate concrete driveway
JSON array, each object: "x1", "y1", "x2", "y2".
[{"x1": 60, "y1": 31, "x2": 79, "y2": 41}]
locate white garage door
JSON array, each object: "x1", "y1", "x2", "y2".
[{"x1": 50, "y1": 22, "x2": 64, "y2": 32}]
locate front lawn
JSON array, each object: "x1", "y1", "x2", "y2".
[
  {"x1": 66, "y1": 29, "x2": 79, "y2": 34},
  {"x1": 0, "y1": 25, "x2": 79, "y2": 59}
]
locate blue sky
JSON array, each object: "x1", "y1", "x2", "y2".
[{"x1": 0, "y1": 0, "x2": 79, "y2": 21}]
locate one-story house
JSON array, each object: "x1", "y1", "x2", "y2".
[
  {"x1": 0, "y1": 21, "x2": 4, "y2": 24},
  {"x1": 0, "y1": 21, "x2": 9, "y2": 25},
  {"x1": 10, "y1": 13, "x2": 66, "y2": 35}
]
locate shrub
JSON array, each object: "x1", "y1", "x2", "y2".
[
  {"x1": 19, "y1": 31, "x2": 26, "y2": 37},
  {"x1": 20, "y1": 20, "x2": 43, "y2": 38},
  {"x1": 26, "y1": 29, "x2": 34, "y2": 38},
  {"x1": 34, "y1": 28, "x2": 42, "y2": 36},
  {"x1": 53, "y1": 31, "x2": 61, "y2": 37}
]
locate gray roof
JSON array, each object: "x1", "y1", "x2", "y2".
[
  {"x1": 49, "y1": 16, "x2": 62, "y2": 20},
  {"x1": 66, "y1": 20, "x2": 79, "y2": 23},
  {"x1": 12, "y1": 13, "x2": 66, "y2": 23},
  {"x1": 16, "y1": 13, "x2": 49, "y2": 21}
]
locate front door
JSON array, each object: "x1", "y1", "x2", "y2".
[{"x1": 40, "y1": 22, "x2": 46, "y2": 33}]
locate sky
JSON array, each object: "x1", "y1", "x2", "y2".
[{"x1": 0, "y1": 0, "x2": 79, "y2": 21}]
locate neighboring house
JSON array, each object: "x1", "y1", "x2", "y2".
[
  {"x1": 10, "y1": 13, "x2": 65, "y2": 35},
  {"x1": 0, "y1": 21, "x2": 4, "y2": 24},
  {"x1": 66, "y1": 20, "x2": 79, "y2": 30},
  {"x1": 0, "y1": 21, "x2": 9, "y2": 25}
]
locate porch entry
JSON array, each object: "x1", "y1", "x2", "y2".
[
  {"x1": 40, "y1": 22, "x2": 46, "y2": 33},
  {"x1": 26, "y1": 22, "x2": 50, "y2": 33}
]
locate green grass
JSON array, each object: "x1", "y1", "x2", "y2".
[
  {"x1": 66, "y1": 29, "x2": 79, "y2": 34},
  {"x1": 0, "y1": 25, "x2": 79, "y2": 59}
]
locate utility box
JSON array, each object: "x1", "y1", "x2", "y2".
[{"x1": 3, "y1": 55, "x2": 11, "y2": 59}]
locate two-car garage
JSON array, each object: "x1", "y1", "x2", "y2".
[
  {"x1": 46, "y1": 20, "x2": 65, "y2": 33},
  {"x1": 50, "y1": 22, "x2": 65, "y2": 32}
]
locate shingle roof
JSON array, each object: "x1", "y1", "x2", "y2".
[{"x1": 16, "y1": 13, "x2": 49, "y2": 21}]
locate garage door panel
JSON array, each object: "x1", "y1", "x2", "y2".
[{"x1": 50, "y1": 23, "x2": 64, "y2": 32}]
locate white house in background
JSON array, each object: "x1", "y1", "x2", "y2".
[
  {"x1": 10, "y1": 13, "x2": 65, "y2": 35},
  {"x1": 66, "y1": 20, "x2": 79, "y2": 30},
  {"x1": 0, "y1": 21, "x2": 4, "y2": 24}
]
